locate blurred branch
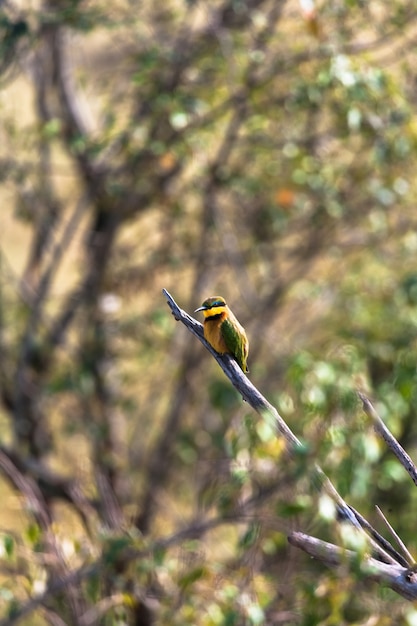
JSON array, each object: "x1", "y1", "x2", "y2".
[
  {"x1": 4, "y1": 435, "x2": 417, "y2": 626},
  {"x1": 136, "y1": 343, "x2": 202, "y2": 533},
  {"x1": 22, "y1": 23, "x2": 63, "y2": 296},
  {"x1": 0, "y1": 13, "x2": 28, "y2": 81},
  {"x1": 0, "y1": 449, "x2": 87, "y2": 621},
  {"x1": 0, "y1": 444, "x2": 95, "y2": 530},
  {"x1": 0, "y1": 474, "x2": 309, "y2": 626},
  {"x1": 50, "y1": 26, "x2": 98, "y2": 181},
  {"x1": 80, "y1": 310, "x2": 125, "y2": 531},
  {"x1": 0, "y1": 448, "x2": 51, "y2": 530},
  {"x1": 10, "y1": 198, "x2": 87, "y2": 456},
  {"x1": 79, "y1": 593, "x2": 128, "y2": 626}
]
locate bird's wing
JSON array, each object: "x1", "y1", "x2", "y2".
[{"x1": 221, "y1": 317, "x2": 248, "y2": 372}]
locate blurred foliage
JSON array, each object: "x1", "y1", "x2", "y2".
[{"x1": 0, "y1": 0, "x2": 417, "y2": 624}]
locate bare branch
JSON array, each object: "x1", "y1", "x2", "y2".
[
  {"x1": 162, "y1": 288, "x2": 301, "y2": 450},
  {"x1": 288, "y1": 531, "x2": 417, "y2": 601},
  {"x1": 162, "y1": 290, "x2": 407, "y2": 569},
  {"x1": 346, "y1": 504, "x2": 409, "y2": 568},
  {"x1": 359, "y1": 392, "x2": 417, "y2": 487},
  {"x1": 375, "y1": 505, "x2": 415, "y2": 566}
]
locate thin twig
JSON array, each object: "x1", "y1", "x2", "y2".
[
  {"x1": 375, "y1": 505, "x2": 414, "y2": 566},
  {"x1": 346, "y1": 504, "x2": 409, "y2": 568},
  {"x1": 359, "y1": 392, "x2": 417, "y2": 487}
]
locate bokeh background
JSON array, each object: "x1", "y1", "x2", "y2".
[{"x1": 1, "y1": 1, "x2": 417, "y2": 624}]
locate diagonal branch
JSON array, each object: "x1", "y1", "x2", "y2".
[
  {"x1": 162, "y1": 289, "x2": 416, "y2": 588},
  {"x1": 162, "y1": 288, "x2": 301, "y2": 450},
  {"x1": 359, "y1": 392, "x2": 417, "y2": 487}
]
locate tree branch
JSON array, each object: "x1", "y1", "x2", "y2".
[
  {"x1": 162, "y1": 289, "x2": 416, "y2": 594},
  {"x1": 359, "y1": 392, "x2": 417, "y2": 488},
  {"x1": 288, "y1": 531, "x2": 417, "y2": 601},
  {"x1": 162, "y1": 288, "x2": 301, "y2": 450}
]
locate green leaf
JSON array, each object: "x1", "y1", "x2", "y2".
[{"x1": 178, "y1": 566, "x2": 206, "y2": 591}]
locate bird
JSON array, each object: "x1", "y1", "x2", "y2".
[{"x1": 195, "y1": 296, "x2": 249, "y2": 373}]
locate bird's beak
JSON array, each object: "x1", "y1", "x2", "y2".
[{"x1": 194, "y1": 306, "x2": 206, "y2": 312}]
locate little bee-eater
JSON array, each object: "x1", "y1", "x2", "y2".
[{"x1": 195, "y1": 296, "x2": 249, "y2": 373}]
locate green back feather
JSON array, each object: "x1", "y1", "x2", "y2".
[{"x1": 221, "y1": 317, "x2": 248, "y2": 373}]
